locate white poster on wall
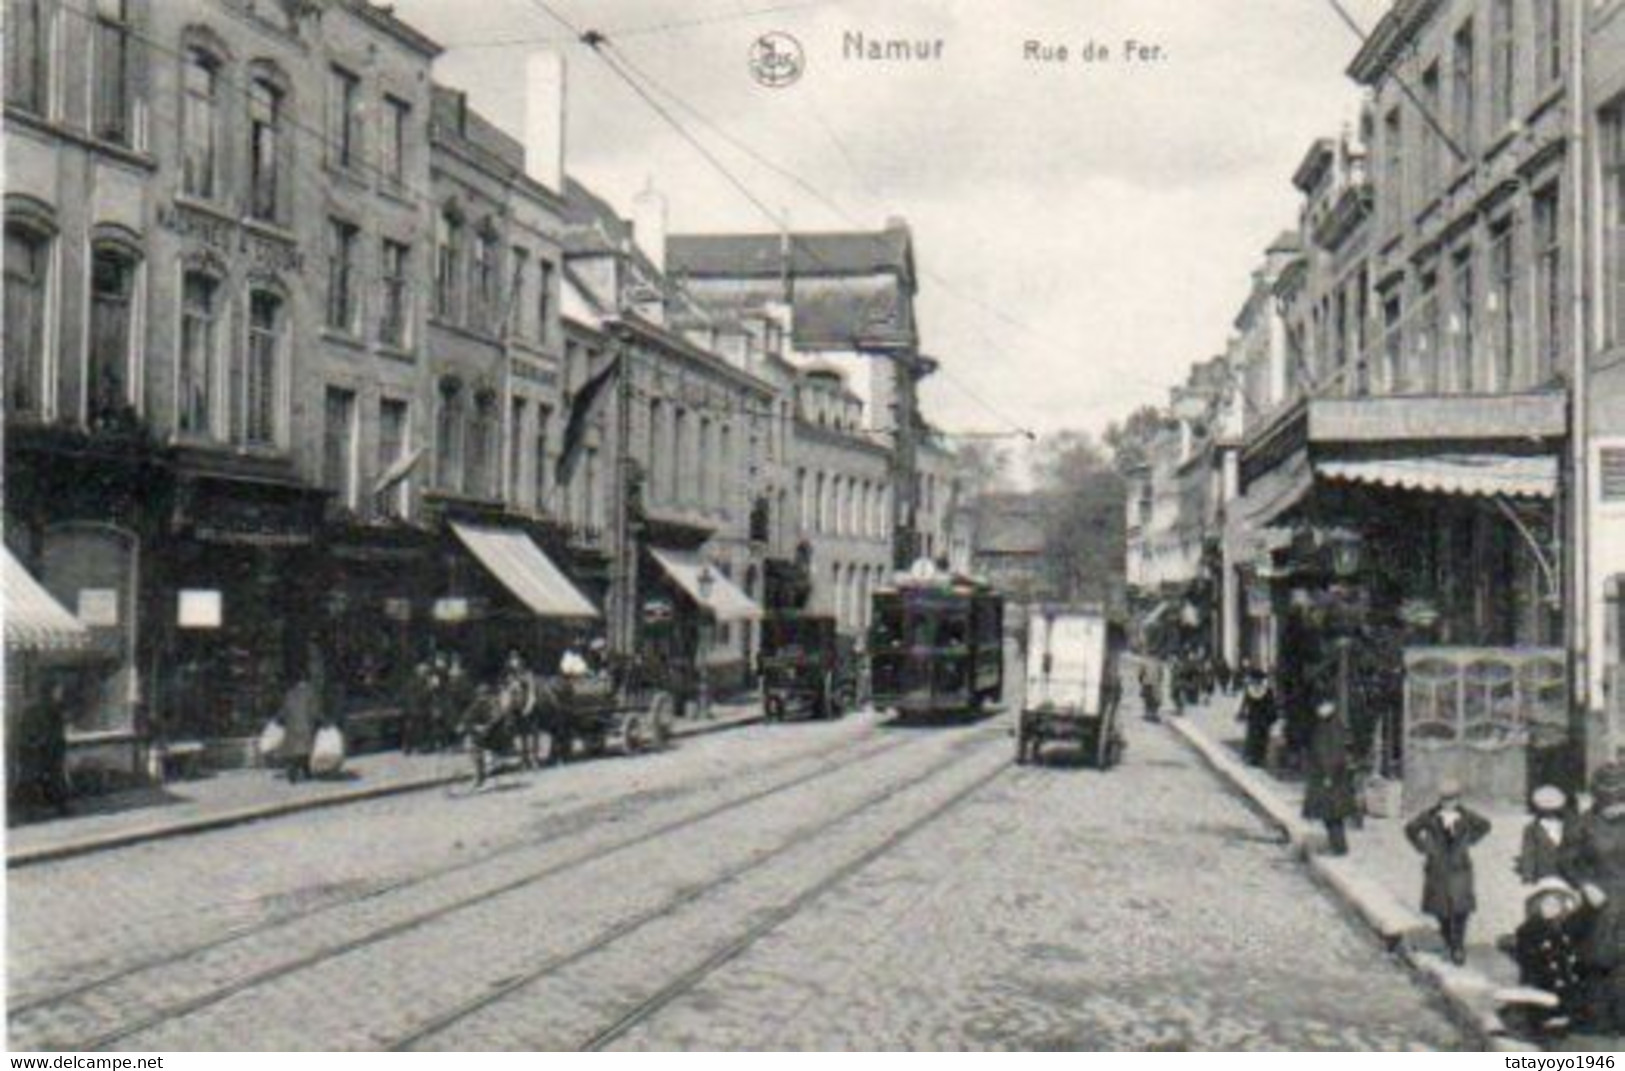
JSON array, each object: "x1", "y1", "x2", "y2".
[
  {"x1": 76, "y1": 588, "x2": 119, "y2": 627},
  {"x1": 178, "y1": 589, "x2": 223, "y2": 629}
]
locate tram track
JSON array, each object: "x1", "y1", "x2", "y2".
[
  {"x1": 14, "y1": 723, "x2": 934, "y2": 1051},
  {"x1": 387, "y1": 727, "x2": 1011, "y2": 1052}
]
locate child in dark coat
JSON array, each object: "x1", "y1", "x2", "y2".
[
  {"x1": 1513, "y1": 877, "x2": 1591, "y2": 1035},
  {"x1": 1405, "y1": 778, "x2": 1492, "y2": 965}
]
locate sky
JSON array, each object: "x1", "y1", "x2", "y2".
[{"x1": 392, "y1": 0, "x2": 1392, "y2": 442}]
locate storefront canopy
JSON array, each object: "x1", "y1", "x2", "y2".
[
  {"x1": 650, "y1": 548, "x2": 761, "y2": 622},
  {"x1": 1317, "y1": 454, "x2": 1557, "y2": 500},
  {"x1": 4, "y1": 547, "x2": 89, "y2": 652},
  {"x1": 450, "y1": 522, "x2": 599, "y2": 619}
]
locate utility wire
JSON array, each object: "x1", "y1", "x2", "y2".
[
  {"x1": 450, "y1": 1, "x2": 833, "y2": 48},
  {"x1": 1321, "y1": 0, "x2": 1469, "y2": 164}
]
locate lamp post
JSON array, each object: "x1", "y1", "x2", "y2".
[
  {"x1": 696, "y1": 565, "x2": 715, "y2": 720},
  {"x1": 1326, "y1": 528, "x2": 1363, "y2": 744}
]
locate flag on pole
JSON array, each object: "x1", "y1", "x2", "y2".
[{"x1": 556, "y1": 352, "x2": 621, "y2": 487}]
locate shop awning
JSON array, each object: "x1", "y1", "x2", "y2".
[
  {"x1": 450, "y1": 522, "x2": 599, "y2": 619},
  {"x1": 4, "y1": 547, "x2": 89, "y2": 652},
  {"x1": 1317, "y1": 454, "x2": 1557, "y2": 499},
  {"x1": 1242, "y1": 450, "x2": 1315, "y2": 527},
  {"x1": 650, "y1": 548, "x2": 761, "y2": 622}
]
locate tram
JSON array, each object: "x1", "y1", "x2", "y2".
[{"x1": 868, "y1": 563, "x2": 1004, "y2": 719}]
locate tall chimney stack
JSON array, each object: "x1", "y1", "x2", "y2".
[
  {"x1": 523, "y1": 50, "x2": 567, "y2": 193},
  {"x1": 632, "y1": 176, "x2": 667, "y2": 273}
]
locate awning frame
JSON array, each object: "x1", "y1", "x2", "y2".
[{"x1": 450, "y1": 522, "x2": 599, "y2": 620}]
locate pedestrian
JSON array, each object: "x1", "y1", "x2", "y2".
[
  {"x1": 442, "y1": 652, "x2": 471, "y2": 751},
  {"x1": 1236, "y1": 668, "x2": 1277, "y2": 768},
  {"x1": 1139, "y1": 664, "x2": 1161, "y2": 723},
  {"x1": 1404, "y1": 777, "x2": 1492, "y2": 965},
  {"x1": 277, "y1": 674, "x2": 319, "y2": 783},
  {"x1": 1303, "y1": 697, "x2": 1357, "y2": 856},
  {"x1": 402, "y1": 659, "x2": 436, "y2": 754},
  {"x1": 1513, "y1": 877, "x2": 1592, "y2": 1036},
  {"x1": 20, "y1": 678, "x2": 72, "y2": 815},
  {"x1": 460, "y1": 683, "x2": 509, "y2": 790},
  {"x1": 1518, "y1": 784, "x2": 1575, "y2": 885},
  {"x1": 1563, "y1": 761, "x2": 1625, "y2": 1032},
  {"x1": 502, "y1": 650, "x2": 541, "y2": 770}
]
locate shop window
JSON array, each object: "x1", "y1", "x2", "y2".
[
  {"x1": 88, "y1": 244, "x2": 137, "y2": 427},
  {"x1": 93, "y1": 0, "x2": 135, "y2": 146},
  {"x1": 6, "y1": 0, "x2": 50, "y2": 116},
  {"x1": 178, "y1": 270, "x2": 220, "y2": 437},
  {"x1": 237, "y1": 289, "x2": 282, "y2": 447},
  {"x1": 5, "y1": 225, "x2": 50, "y2": 420},
  {"x1": 182, "y1": 47, "x2": 220, "y2": 200}
]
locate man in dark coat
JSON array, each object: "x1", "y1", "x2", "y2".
[
  {"x1": 1518, "y1": 784, "x2": 1575, "y2": 885},
  {"x1": 278, "y1": 676, "x2": 318, "y2": 783},
  {"x1": 1236, "y1": 669, "x2": 1277, "y2": 768},
  {"x1": 1303, "y1": 698, "x2": 1357, "y2": 856},
  {"x1": 1514, "y1": 877, "x2": 1591, "y2": 1035},
  {"x1": 1405, "y1": 778, "x2": 1492, "y2": 965}
]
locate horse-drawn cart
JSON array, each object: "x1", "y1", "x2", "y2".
[{"x1": 1016, "y1": 604, "x2": 1123, "y2": 768}]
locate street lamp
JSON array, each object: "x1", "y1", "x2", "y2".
[{"x1": 696, "y1": 565, "x2": 715, "y2": 720}]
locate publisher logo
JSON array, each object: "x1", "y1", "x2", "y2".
[{"x1": 749, "y1": 32, "x2": 804, "y2": 88}]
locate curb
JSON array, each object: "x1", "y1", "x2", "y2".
[
  {"x1": 1165, "y1": 714, "x2": 1538, "y2": 1053},
  {"x1": 8, "y1": 709, "x2": 767, "y2": 870}
]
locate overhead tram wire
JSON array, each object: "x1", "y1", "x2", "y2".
[
  {"x1": 1321, "y1": 0, "x2": 1468, "y2": 165},
  {"x1": 449, "y1": 1, "x2": 835, "y2": 49}
]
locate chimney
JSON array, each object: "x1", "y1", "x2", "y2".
[
  {"x1": 632, "y1": 176, "x2": 667, "y2": 273},
  {"x1": 523, "y1": 50, "x2": 567, "y2": 193}
]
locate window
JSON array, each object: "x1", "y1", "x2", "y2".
[
  {"x1": 1451, "y1": 20, "x2": 1476, "y2": 159},
  {"x1": 1534, "y1": 187, "x2": 1562, "y2": 382},
  {"x1": 509, "y1": 397, "x2": 526, "y2": 504},
  {"x1": 697, "y1": 416, "x2": 712, "y2": 509},
  {"x1": 88, "y1": 246, "x2": 136, "y2": 425},
  {"x1": 6, "y1": 0, "x2": 50, "y2": 115},
  {"x1": 379, "y1": 239, "x2": 410, "y2": 348},
  {"x1": 1382, "y1": 291, "x2": 1403, "y2": 393},
  {"x1": 1489, "y1": 220, "x2": 1515, "y2": 390},
  {"x1": 182, "y1": 49, "x2": 219, "y2": 200},
  {"x1": 646, "y1": 398, "x2": 664, "y2": 500},
  {"x1": 93, "y1": 0, "x2": 134, "y2": 145},
  {"x1": 380, "y1": 95, "x2": 409, "y2": 189},
  {"x1": 1490, "y1": 0, "x2": 1514, "y2": 131},
  {"x1": 322, "y1": 386, "x2": 358, "y2": 509},
  {"x1": 5, "y1": 226, "x2": 49, "y2": 419},
  {"x1": 815, "y1": 471, "x2": 827, "y2": 533},
  {"x1": 178, "y1": 271, "x2": 219, "y2": 436},
  {"x1": 1605, "y1": 101, "x2": 1625, "y2": 345},
  {"x1": 248, "y1": 78, "x2": 283, "y2": 222},
  {"x1": 584, "y1": 446, "x2": 600, "y2": 529},
  {"x1": 471, "y1": 227, "x2": 498, "y2": 332},
  {"x1": 670, "y1": 406, "x2": 685, "y2": 505},
  {"x1": 327, "y1": 219, "x2": 360, "y2": 334},
  {"x1": 537, "y1": 259, "x2": 554, "y2": 343},
  {"x1": 378, "y1": 398, "x2": 409, "y2": 518},
  {"x1": 435, "y1": 209, "x2": 462, "y2": 320},
  {"x1": 329, "y1": 65, "x2": 362, "y2": 171},
  {"x1": 1421, "y1": 63, "x2": 1442, "y2": 194},
  {"x1": 1533, "y1": 0, "x2": 1562, "y2": 88},
  {"x1": 720, "y1": 424, "x2": 733, "y2": 515},
  {"x1": 1383, "y1": 107, "x2": 1404, "y2": 223},
  {"x1": 1450, "y1": 246, "x2": 1476, "y2": 392},
  {"x1": 509, "y1": 246, "x2": 529, "y2": 338},
  {"x1": 468, "y1": 392, "x2": 497, "y2": 498},
  {"x1": 436, "y1": 381, "x2": 464, "y2": 492},
  {"x1": 534, "y1": 406, "x2": 551, "y2": 512},
  {"x1": 239, "y1": 290, "x2": 281, "y2": 446},
  {"x1": 1415, "y1": 270, "x2": 1440, "y2": 394}
]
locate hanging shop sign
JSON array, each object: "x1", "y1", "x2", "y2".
[
  {"x1": 178, "y1": 589, "x2": 223, "y2": 629},
  {"x1": 433, "y1": 597, "x2": 470, "y2": 623},
  {"x1": 76, "y1": 588, "x2": 120, "y2": 627}
]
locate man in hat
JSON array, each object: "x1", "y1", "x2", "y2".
[
  {"x1": 1303, "y1": 697, "x2": 1358, "y2": 856},
  {"x1": 1518, "y1": 785, "x2": 1575, "y2": 885},
  {"x1": 1406, "y1": 777, "x2": 1492, "y2": 965}
]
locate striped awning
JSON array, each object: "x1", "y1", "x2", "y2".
[
  {"x1": 4, "y1": 547, "x2": 89, "y2": 652},
  {"x1": 1317, "y1": 454, "x2": 1557, "y2": 499},
  {"x1": 450, "y1": 523, "x2": 599, "y2": 619},
  {"x1": 650, "y1": 548, "x2": 761, "y2": 622}
]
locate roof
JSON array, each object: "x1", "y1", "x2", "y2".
[
  {"x1": 668, "y1": 227, "x2": 914, "y2": 282},
  {"x1": 342, "y1": 1, "x2": 442, "y2": 58}
]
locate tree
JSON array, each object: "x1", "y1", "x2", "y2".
[
  {"x1": 1104, "y1": 405, "x2": 1166, "y2": 476},
  {"x1": 1027, "y1": 430, "x2": 1127, "y2": 610},
  {"x1": 952, "y1": 440, "x2": 1013, "y2": 500}
]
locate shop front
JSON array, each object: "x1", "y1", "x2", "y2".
[
  {"x1": 642, "y1": 545, "x2": 763, "y2": 708},
  {"x1": 4, "y1": 546, "x2": 92, "y2": 812}
]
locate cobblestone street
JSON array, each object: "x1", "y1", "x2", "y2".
[{"x1": 9, "y1": 676, "x2": 1472, "y2": 1051}]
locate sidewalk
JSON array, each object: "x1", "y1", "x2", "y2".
[
  {"x1": 1167, "y1": 691, "x2": 1620, "y2": 1051},
  {"x1": 6, "y1": 699, "x2": 763, "y2": 869}
]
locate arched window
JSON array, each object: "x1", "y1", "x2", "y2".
[
  {"x1": 247, "y1": 72, "x2": 286, "y2": 223},
  {"x1": 178, "y1": 267, "x2": 222, "y2": 437},
  {"x1": 237, "y1": 286, "x2": 283, "y2": 446},
  {"x1": 5, "y1": 222, "x2": 51, "y2": 419},
  {"x1": 468, "y1": 389, "x2": 498, "y2": 498},
  {"x1": 88, "y1": 241, "x2": 139, "y2": 427},
  {"x1": 182, "y1": 46, "x2": 221, "y2": 199},
  {"x1": 435, "y1": 205, "x2": 463, "y2": 320}
]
